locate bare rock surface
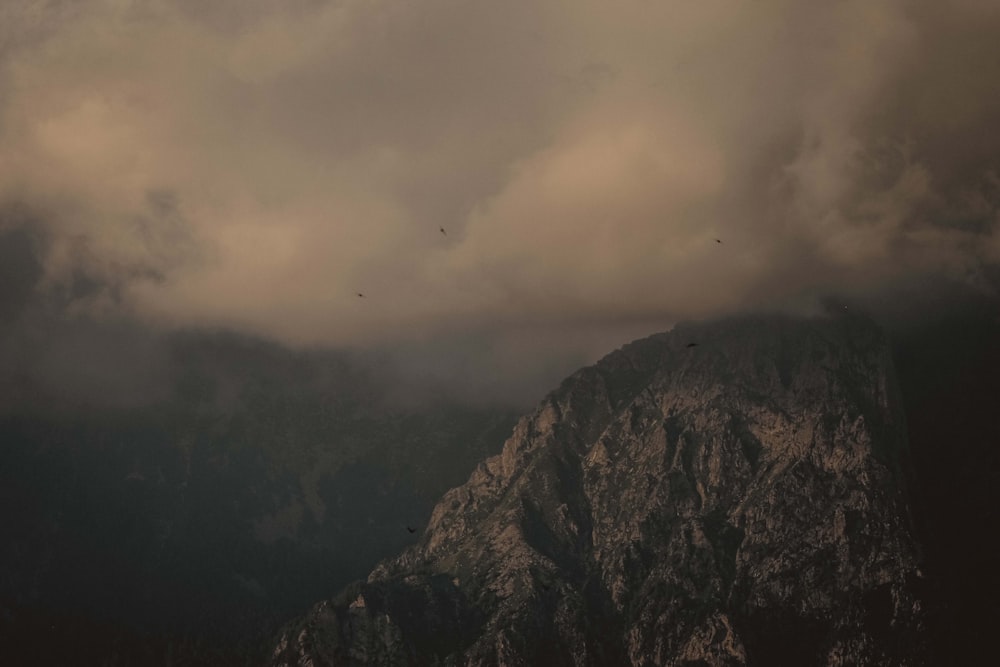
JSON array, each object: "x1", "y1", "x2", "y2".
[{"x1": 273, "y1": 312, "x2": 926, "y2": 666}]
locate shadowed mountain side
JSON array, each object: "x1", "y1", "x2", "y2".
[
  {"x1": 0, "y1": 331, "x2": 517, "y2": 665},
  {"x1": 885, "y1": 286, "x2": 1000, "y2": 664},
  {"x1": 274, "y1": 312, "x2": 926, "y2": 666}
]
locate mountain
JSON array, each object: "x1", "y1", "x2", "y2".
[
  {"x1": 0, "y1": 332, "x2": 517, "y2": 665},
  {"x1": 886, "y1": 288, "x2": 1000, "y2": 663},
  {"x1": 272, "y1": 312, "x2": 927, "y2": 666}
]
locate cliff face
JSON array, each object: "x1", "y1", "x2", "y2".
[{"x1": 273, "y1": 313, "x2": 926, "y2": 666}]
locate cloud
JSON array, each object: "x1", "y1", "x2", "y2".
[{"x1": 1, "y1": 0, "x2": 998, "y2": 366}]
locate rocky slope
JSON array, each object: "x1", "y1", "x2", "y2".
[{"x1": 273, "y1": 312, "x2": 926, "y2": 666}]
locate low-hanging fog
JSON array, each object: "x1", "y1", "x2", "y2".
[{"x1": 2, "y1": 0, "x2": 999, "y2": 404}]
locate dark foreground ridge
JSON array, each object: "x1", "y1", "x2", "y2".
[{"x1": 273, "y1": 312, "x2": 926, "y2": 666}]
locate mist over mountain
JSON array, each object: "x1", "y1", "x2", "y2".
[
  {"x1": 1, "y1": 286, "x2": 998, "y2": 663},
  {"x1": 2, "y1": 1, "x2": 1000, "y2": 352},
  {"x1": 2, "y1": 2, "x2": 1000, "y2": 662}
]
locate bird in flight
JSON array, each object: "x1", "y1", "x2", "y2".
[
  {"x1": 406, "y1": 525, "x2": 417, "y2": 534},
  {"x1": 686, "y1": 342, "x2": 699, "y2": 348},
  {"x1": 357, "y1": 293, "x2": 365, "y2": 298},
  {"x1": 440, "y1": 227, "x2": 447, "y2": 236},
  {"x1": 715, "y1": 238, "x2": 722, "y2": 244}
]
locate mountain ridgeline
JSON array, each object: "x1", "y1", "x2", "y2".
[{"x1": 273, "y1": 312, "x2": 926, "y2": 666}]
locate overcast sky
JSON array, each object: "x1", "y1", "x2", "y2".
[{"x1": 1, "y1": 0, "x2": 999, "y2": 405}]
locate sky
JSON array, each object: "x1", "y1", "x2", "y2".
[{"x1": 1, "y1": 0, "x2": 999, "y2": 406}]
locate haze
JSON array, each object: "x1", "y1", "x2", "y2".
[{"x1": 2, "y1": 0, "x2": 999, "y2": 404}]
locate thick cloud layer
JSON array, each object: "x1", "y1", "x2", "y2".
[{"x1": 1, "y1": 1, "x2": 998, "y2": 384}]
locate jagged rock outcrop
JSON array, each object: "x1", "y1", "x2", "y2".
[{"x1": 272, "y1": 312, "x2": 926, "y2": 666}]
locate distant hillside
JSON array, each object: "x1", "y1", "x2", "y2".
[{"x1": 0, "y1": 331, "x2": 517, "y2": 665}]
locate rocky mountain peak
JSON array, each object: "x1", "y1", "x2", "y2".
[{"x1": 273, "y1": 312, "x2": 925, "y2": 666}]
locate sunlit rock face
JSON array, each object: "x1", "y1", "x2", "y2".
[{"x1": 273, "y1": 312, "x2": 926, "y2": 666}]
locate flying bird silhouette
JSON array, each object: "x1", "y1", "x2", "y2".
[
  {"x1": 686, "y1": 342, "x2": 699, "y2": 348},
  {"x1": 440, "y1": 227, "x2": 447, "y2": 236},
  {"x1": 406, "y1": 526, "x2": 417, "y2": 534},
  {"x1": 715, "y1": 238, "x2": 722, "y2": 244},
  {"x1": 357, "y1": 293, "x2": 365, "y2": 298}
]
